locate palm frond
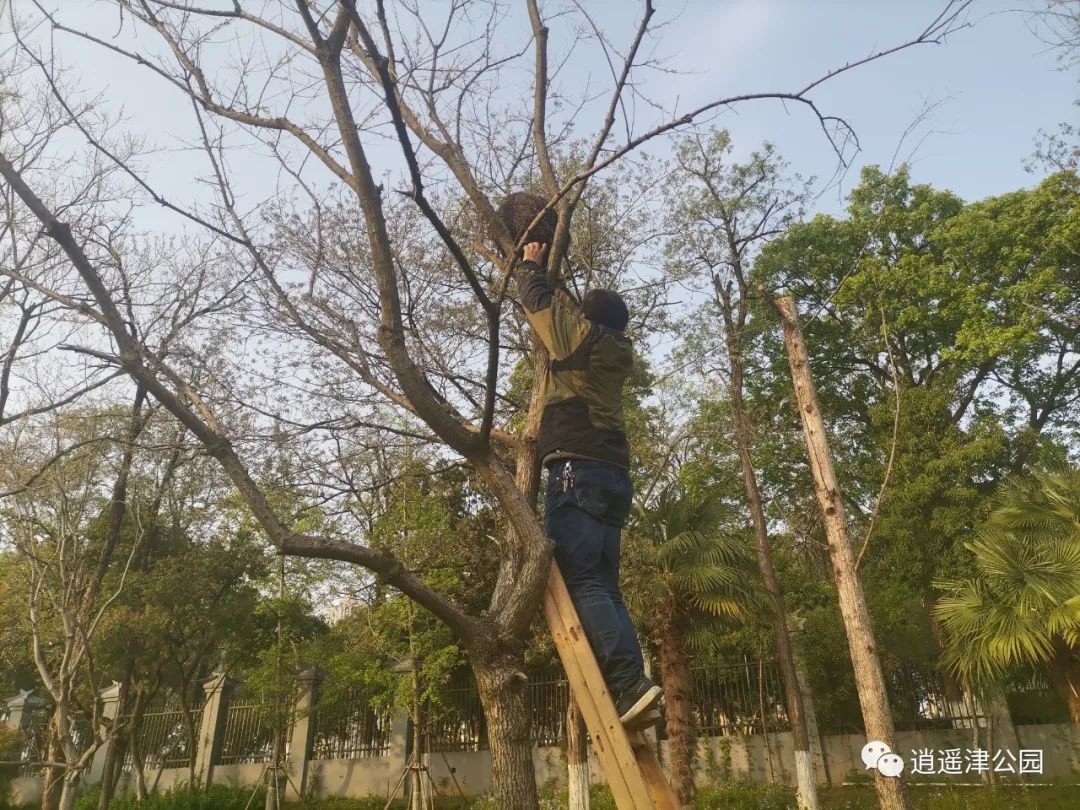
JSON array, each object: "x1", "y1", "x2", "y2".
[{"x1": 934, "y1": 467, "x2": 1080, "y2": 689}]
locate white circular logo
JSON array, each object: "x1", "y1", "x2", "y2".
[
  {"x1": 861, "y1": 740, "x2": 892, "y2": 770},
  {"x1": 877, "y1": 752, "x2": 905, "y2": 778}
]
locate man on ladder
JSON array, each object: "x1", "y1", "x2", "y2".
[{"x1": 498, "y1": 193, "x2": 663, "y2": 730}]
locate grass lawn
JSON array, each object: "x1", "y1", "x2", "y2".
[
  {"x1": 819, "y1": 783, "x2": 1080, "y2": 810},
  {"x1": 347, "y1": 781, "x2": 1080, "y2": 809},
  {"x1": 60, "y1": 780, "x2": 1080, "y2": 809}
]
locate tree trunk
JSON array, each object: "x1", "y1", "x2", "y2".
[
  {"x1": 409, "y1": 662, "x2": 424, "y2": 810},
  {"x1": 658, "y1": 617, "x2": 696, "y2": 807},
  {"x1": 722, "y1": 303, "x2": 820, "y2": 810},
  {"x1": 472, "y1": 651, "x2": 539, "y2": 810},
  {"x1": 772, "y1": 295, "x2": 912, "y2": 810},
  {"x1": 566, "y1": 695, "x2": 590, "y2": 810},
  {"x1": 56, "y1": 774, "x2": 79, "y2": 810},
  {"x1": 41, "y1": 734, "x2": 62, "y2": 810},
  {"x1": 130, "y1": 689, "x2": 149, "y2": 801},
  {"x1": 1047, "y1": 645, "x2": 1080, "y2": 726}
]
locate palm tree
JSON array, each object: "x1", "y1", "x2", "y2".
[
  {"x1": 934, "y1": 468, "x2": 1080, "y2": 724},
  {"x1": 625, "y1": 484, "x2": 761, "y2": 806}
]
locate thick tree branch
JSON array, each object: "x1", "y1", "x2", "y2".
[
  {"x1": 526, "y1": 0, "x2": 559, "y2": 196},
  {"x1": 0, "y1": 150, "x2": 482, "y2": 646}
]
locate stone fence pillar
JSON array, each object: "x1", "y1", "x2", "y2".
[
  {"x1": 86, "y1": 682, "x2": 123, "y2": 785},
  {"x1": 193, "y1": 671, "x2": 232, "y2": 787},
  {"x1": 4, "y1": 690, "x2": 49, "y2": 732},
  {"x1": 285, "y1": 668, "x2": 324, "y2": 801},
  {"x1": 3, "y1": 690, "x2": 50, "y2": 808}
]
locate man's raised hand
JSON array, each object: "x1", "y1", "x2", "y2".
[{"x1": 523, "y1": 242, "x2": 548, "y2": 265}]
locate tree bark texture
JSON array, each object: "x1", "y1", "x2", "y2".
[
  {"x1": 473, "y1": 655, "x2": 540, "y2": 810},
  {"x1": 723, "y1": 307, "x2": 820, "y2": 810},
  {"x1": 658, "y1": 618, "x2": 696, "y2": 808},
  {"x1": 566, "y1": 695, "x2": 590, "y2": 810},
  {"x1": 41, "y1": 735, "x2": 61, "y2": 810},
  {"x1": 774, "y1": 295, "x2": 912, "y2": 810}
]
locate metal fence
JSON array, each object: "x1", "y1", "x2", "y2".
[
  {"x1": 426, "y1": 662, "x2": 796, "y2": 751},
  {"x1": 219, "y1": 700, "x2": 290, "y2": 765},
  {"x1": 121, "y1": 706, "x2": 202, "y2": 773},
  {"x1": 16, "y1": 706, "x2": 52, "y2": 777},
  {"x1": 311, "y1": 687, "x2": 393, "y2": 759},
  {"x1": 426, "y1": 674, "x2": 575, "y2": 752},
  {"x1": 888, "y1": 665, "x2": 984, "y2": 731},
  {"x1": 691, "y1": 659, "x2": 790, "y2": 738},
  {"x1": 531, "y1": 678, "x2": 570, "y2": 748},
  {"x1": 428, "y1": 684, "x2": 487, "y2": 753}
]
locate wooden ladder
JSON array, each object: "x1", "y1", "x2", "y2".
[{"x1": 543, "y1": 563, "x2": 682, "y2": 810}]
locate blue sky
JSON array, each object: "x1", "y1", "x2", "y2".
[
  {"x1": 605, "y1": 0, "x2": 1074, "y2": 213},
  {"x1": 13, "y1": 0, "x2": 1077, "y2": 226}
]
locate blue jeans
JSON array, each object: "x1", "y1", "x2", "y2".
[{"x1": 544, "y1": 458, "x2": 644, "y2": 695}]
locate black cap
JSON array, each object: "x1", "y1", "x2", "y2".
[{"x1": 582, "y1": 289, "x2": 629, "y2": 331}]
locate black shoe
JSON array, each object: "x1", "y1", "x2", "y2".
[{"x1": 615, "y1": 677, "x2": 662, "y2": 726}]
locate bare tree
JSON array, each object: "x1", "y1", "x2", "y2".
[
  {"x1": 0, "y1": 54, "x2": 153, "y2": 810},
  {"x1": 3, "y1": 2, "x2": 973, "y2": 805},
  {"x1": 664, "y1": 131, "x2": 820, "y2": 810},
  {"x1": 0, "y1": 400, "x2": 149, "y2": 810}
]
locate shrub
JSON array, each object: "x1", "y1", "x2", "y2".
[
  {"x1": 293, "y1": 799, "x2": 398, "y2": 810},
  {"x1": 0, "y1": 726, "x2": 23, "y2": 810},
  {"x1": 578, "y1": 784, "x2": 614, "y2": 810},
  {"x1": 695, "y1": 780, "x2": 797, "y2": 810},
  {"x1": 75, "y1": 784, "x2": 263, "y2": 810}
]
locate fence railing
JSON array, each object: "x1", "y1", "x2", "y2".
[
  {"x1": 122, "y1": 707, "x2": 202, "y2": 773},
  {"x1": 691, "y1": 659, "x2": 790, "y2": 738},
  {"x1": 13, "y1": 706, "x2": 51, "y2": 777},
  {"x1": 888, "y1": 665, "x2": 984, "y2": 731},
  {"x1": 426, "y1": 662, "x2": 797, "y2": 751},
  {"x1": 428, "y1": 684, "x2": 487, "y2": 753},
  {"x1": 311, "y1": 687, "x2": 393, "y2": 759},
  {"x1": 531, "y1": 679, "x2": 570, "y2": 748},
  {"x1": 219, "y1": 701, "x2": 281, "y2": 765}
]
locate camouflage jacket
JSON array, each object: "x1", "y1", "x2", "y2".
[{"x1": 516, "y1": 260, "x2": 632, "y2": 469}]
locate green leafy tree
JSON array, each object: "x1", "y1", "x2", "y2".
[
  {"x1": 308, "y1": 449, "x2": 501, "y2": 763},
  {"x1": 934, "y1": 468, "x2": 1080, "y2": 724},
  {"x1": 663, "y1": 129, "x2": 823, "y2": 810},
  {"x1": 752, "y1": 167, "x2": 1080, "y2": 672}
]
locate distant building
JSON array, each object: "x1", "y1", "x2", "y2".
[{"x1": 323, "y1": 594, "x2": 362, "y2": 625}]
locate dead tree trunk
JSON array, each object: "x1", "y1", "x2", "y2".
[{"x1": 771, "y1": 294, "x2": 912, "y2": 810}]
